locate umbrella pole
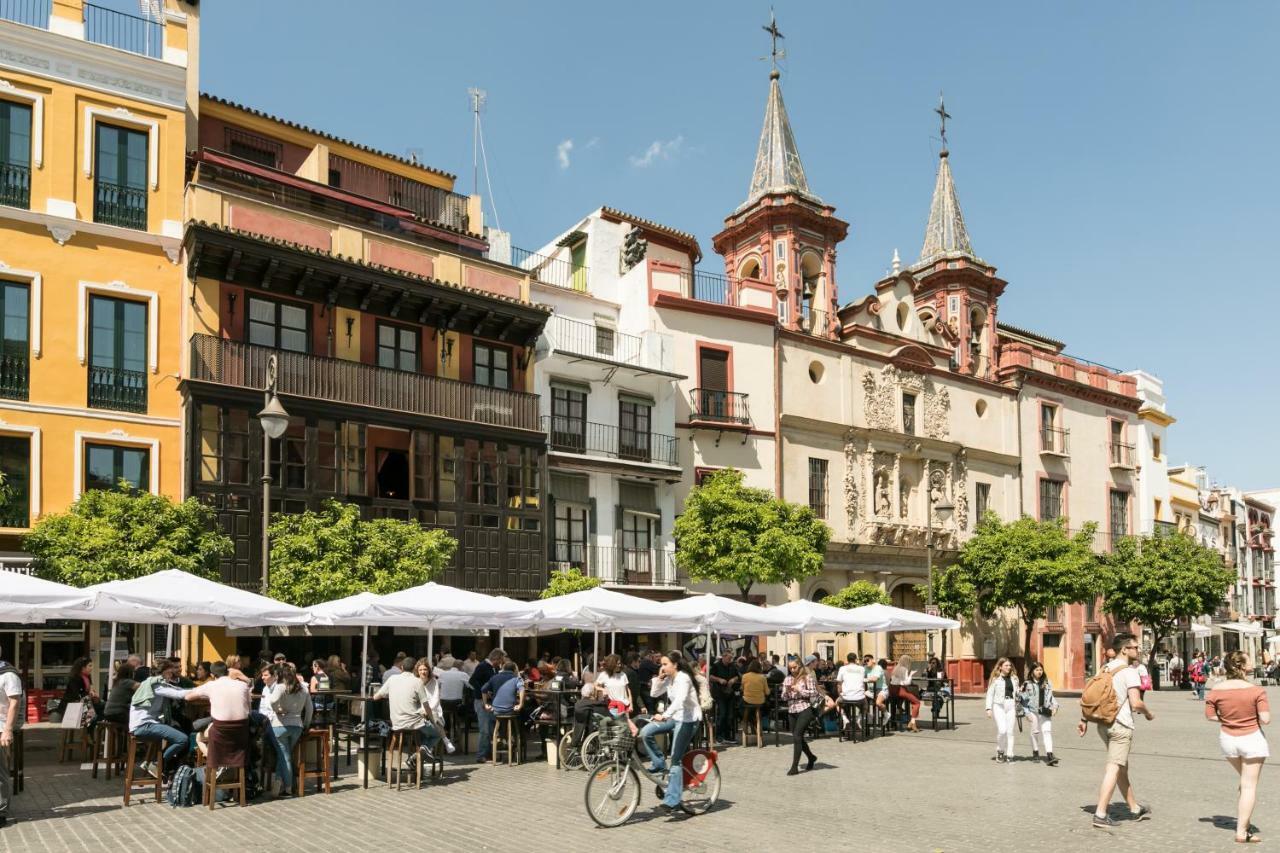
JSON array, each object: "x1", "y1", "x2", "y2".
[
  {"x1": 610, "y1": 630, "x2": 616, "y2": 655},
  {"x1": 109, "y1": 621, "x2": 118, "y2": 686},
  {"x1": 498, "y1": 628, "x2": 504, "y2": 651},
  {"x1": 361, "y1": 625, "x2": 369, "y2": 694},
  {"x1": 593, "y1": 630, "x2": 599, "y2": 672},
  {"x1": 427, "y1": 626, "x2": 434, "y2": 668},
  {"x1": 165, "y1": 622, "x2": 173, "y2": 656}
]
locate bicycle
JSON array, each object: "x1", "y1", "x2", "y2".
[
  {"x1": 583, "y1": 716, "x2": 721, "y2": 827},
  {"x1": 558, "y1": 713, "x2": 607, "y2": 772}
]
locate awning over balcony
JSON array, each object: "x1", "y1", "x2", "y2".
[{"x1": 185, "y1": 221, "x2": 549, "y2": 348}]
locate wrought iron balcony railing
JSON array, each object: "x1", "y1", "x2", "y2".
[
  {"x1": 188, "y1": 334, "x2": 541, "y2": 432},
  {"x1": 689, "y1": 388, "x2": 751, "y2": 426},
  {"x1": 542, "y1": 416, "x2": 678, "y2": 466},
  {"x1": 328, "y1": 154, "x2": 470, "y2": 232},
  {"x1": 0, "y1": 0, "x2": 50, "y2": 28},
  {"x1": 88, "y1": 365, "x2": 147, "y2": 413},
  {"x1": 550, "y1": 544, "x2": 680, "y2": 587},
  {"x1": 678, "y1": 269, "x2": 735, "y2": 305},
  {"x1": 94, "y1": 180, "x2": 147, "y2": 230},
  {"x1": 0, "y1": 162, "x2": 30, "y2": 210},
  {"x1": 0, "y1": 352, "x2": 28, "y2": 401},
  {"x1": 1040, "y1": 426, "x2": 1070, "y2": 456},
  {"x1": 83, "y1": 2, "x2": 163, "y2": 58},
  {"x1": 511, "y1": 246, "x2": 587, "y2": 291},
  {"x1": 1109, "y1": 441, "x2": 1136, "y2": 468}
]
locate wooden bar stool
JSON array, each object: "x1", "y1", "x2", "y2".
[
  {"x1": 493, "y1": 713, "x2": 521, "y2": 766},
  {"x1": 742, "y1": 705, "x2": 766, "y2": 748},
  {"x1": 386, "y1": 729, "x2": 422, "y2": 790},
  {"x1": 203, "y1": 763, "x2": 246, "y2": 809},
  {"x1": 838, "y1": 700, "x2": 864, "y2": 743},
  {"x1": 122, "y1": 735, "x2": 162, "y2": 805},
  {"x1": 92, "y1": 721, "x2": 127, "y2": 779},
  {"x1": 296, "y1": 727, "x2": 331, "y2": 797},
  {"x1": 59, "y1": 727, "x2": 89, "y2": 763}
]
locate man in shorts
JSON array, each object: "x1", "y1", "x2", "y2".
[{"x1": 1078, "y1": 632, "x2": 1154, "y2": 829}]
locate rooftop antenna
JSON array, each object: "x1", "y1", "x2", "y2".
[
  {"x1": 467, "y1": 87, "x2": 502, "y2": 232},
  {"x1": 935, "y1": 91, "x2": 952, "y2": 155},
  {"x1": 762, "y1": 8, "x2": 786, "y2": 78}
]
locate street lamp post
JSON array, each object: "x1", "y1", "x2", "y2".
[
  {"x1": 926, "y1": 480, "x2": 955, "y2": 657},
  {"x1": 257, "y1": 355, "x2": 290, "y2": 596}
]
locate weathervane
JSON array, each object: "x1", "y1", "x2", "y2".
[
  {"x1": 762, "y1": 8, "x2": 785, "y2": 76},
  {"x1": 936, "y1": 91, "x2": 952, "y2": 154}
]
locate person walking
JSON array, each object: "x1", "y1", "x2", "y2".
[
  {"x1": 984, "y1": 657, "x2": 1019, "y2": 762},
  {"x1": 1190, "y1": 651, "x2": 1209, "y2": 701},
  {"x1": 1077, "y1": 632, "x2": 1154, "y2": 829},
  {"x1": 0, "y1": 644, "x2": 23, "y2": 828},
  {"x1": 1205, "y1": 650, "x2": 1270, "y2": 844},
  {"x1": 780, "y1": 657, "x2": 821, "y2": 776},
  {"x1": 1022, "y1": 660, "x2": 1060, "y2": 766}
]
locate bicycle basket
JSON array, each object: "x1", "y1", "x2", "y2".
[{"x1": 595, "y1": 717, "x2": 635, "y2": 753}]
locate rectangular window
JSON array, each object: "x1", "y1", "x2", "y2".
[
  {"x1": 473, "y1": 343, "x2": 510, "y2": 390},
  {"x1": 1152, "y1": 435, "x2": 1162, "y2": 460},
  {"x1": 198, "y1": 403, "x2": 220, "y2": 483},
  {"x1": 269, "y1": 419, "x2": 306, "y2": 491},
  {"x1": 247, "y1": 297, "x2": 308, "y2": 354},
  {"x1": 618, "y1": 397, "x2": 652, "y2": 462},
  {"x1": 93, "y1": 123, "x2": 147, "y2": 230},
  {"x1": 554, "y1": 501, "x2": 589, "y2": 565},
  {"x1": 88, "y1": 295, "x2": 147, "y2": 412},
  {"x1": 569, "y1": 240, "x2": 587, "y2": 292},
  {"x1": 464, "y1": 440, "x2": 499, "y2": 505},
  {"x1": 808, "y1": 458, "x2": 829, "y2": 519},
  {"x1": 85, "y1": 443, "x2": 149, "y2": 492},
  {"x1": 317, "y1": 419, "x2": 339, "y2": 493},
  {"x1": 594, "y1": 325, "x2": 616, "y2": 359},
  {"x1": 697, "y1": 348, "x2": 730, "y2": 419},
  {"x1": 1038, "y1": 479, "x2": 1063, "y2": 521},
  {"x1": 1046, "y1": 606, "x2": 1060, "y2": 624},
  {"x1": 377, "y1": 323, "x2": 417, "y2": 372},
  {"x1": 410, "y1": 429, "x2": 435, "y2": 501},
  {"x1": 902, "y1": 393, "x2": 917, "y2": 436},
  {"x1": 504, "y1": 444, "x2": 540, "y2": 512},
  {"x1": 0, "y1": 282, "x2": 29, "y2": 400},
  {"x1": 0, "y1": 100, "x2": 33, "y2": 209},
  {"x1": 550, "y1": 386, "x2": 587, "y2": 453},
  {"x1": 1110, "y1": 489, "x2": 1129, "y2": 543},
  {"x1": 0, "y1": 435, "x2": 30, "y2": 527},
  {"x1": 342, "y1": 422, "x2": 367, "y2": 496},
  {"x1": 975, "y1": 482, "x2": 991, "y2": 524},
  {"x1": 225, "y1": 127, "x2": 281, "y2": 169}
]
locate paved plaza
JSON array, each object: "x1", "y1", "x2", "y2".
[{"x1": 2, "y1": 687, "x2": 1274, "y2": 853}]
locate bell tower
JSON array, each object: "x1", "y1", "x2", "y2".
[{"x1": 711, "y1": 13, "x2": 847, "y2": 337}]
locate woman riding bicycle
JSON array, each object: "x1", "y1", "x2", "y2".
[{"x1": 642, "y1": 650, "x2": 702, "y2": 813}]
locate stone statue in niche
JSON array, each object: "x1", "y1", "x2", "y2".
[
  {"x1": 875, "y1": 467, "x2": 891, "y2": 517},
  {"x1": 899, "y1": 481, "x2": 910, "y2": 519}
]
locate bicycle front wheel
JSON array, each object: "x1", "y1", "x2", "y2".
[
  {"x1": 560, "y1": 732, "x2": 583, "y2": 770},
  {"x1": 584, "y1": 764, "x2": 641, "y2": 828},
  {"x1": 579, "y1": 731, "x2": 603, "y2": 772},
  {"x1": 680, "y1": 751, "x2": 721, "y2": 816}
]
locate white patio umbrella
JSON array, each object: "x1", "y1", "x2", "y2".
[
  {"x1": 844, "y1": 603, "x2": 961, "y2": 632},
  {"x1": 85, "y1": 569, "x2": 311, "y2": 628},
  {"x1": 0, "y1": 571, "x2": 97, "y2": 624},
  {"x1": 663, "y1": 593, "x2": 809, "y2": 667}
]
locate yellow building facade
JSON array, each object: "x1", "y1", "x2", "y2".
[{"x1": 0, "y1": 0, "x2": 197, "y2": 687}]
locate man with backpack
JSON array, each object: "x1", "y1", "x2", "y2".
[
  {"x1": 1078, "y1": 632, "x2": 1155, "y2": 829},
  {"x1": 0, "y1": 645, "x2": 24, "y2": 828}
]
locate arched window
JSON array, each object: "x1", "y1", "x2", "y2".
[
  {"x1": 738, "y1": 256, "x2": 762, "y2": 281},
  {"x1": 800, "y1": 252, "x2": 823, "y2": 325}
]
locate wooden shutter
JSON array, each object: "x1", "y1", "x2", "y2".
[{"x1": 699, "y1": 349, "x2": 729, "y2": 391}]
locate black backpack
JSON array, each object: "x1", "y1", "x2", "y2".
[{"x1": 166, "y1": 765, "x2": 201, "y2": 807}]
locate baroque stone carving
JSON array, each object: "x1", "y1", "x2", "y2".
[
  {"x1": 861, "y1": 366, "x2": 898, "y2": 431},
  {"x1": 874, "y1": 466, "x2": 891, "y2": 517},
  {"x1": 923, "y1": 377, "x2": 951, "y2": 440},
  {"x1": 953, "y1": 448, "x2": 969, "y2": 531},
  {"x1": 843, "y1": 430, "x2": 862, "y2": 537}
]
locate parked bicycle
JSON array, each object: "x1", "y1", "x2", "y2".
[{"x1": 584, "y1": 715, "x2": 721, "y2": 827}]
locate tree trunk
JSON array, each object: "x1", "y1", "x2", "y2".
[
  {"x1": 738, "y1": 582, "x2": 753, "y2": 603},
  {"x1": 1022, "y1": 615, "x2": 1035, "y2": 679}
]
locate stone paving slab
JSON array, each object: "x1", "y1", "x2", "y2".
[{"x1": 1, "y1": 687, "x2": 1273, "y2": 853}]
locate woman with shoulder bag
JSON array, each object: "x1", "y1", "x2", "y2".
[
  {"x1": 984, "y1": 657, "x2": 1019, "y2": 763},
  {"x1": 1021, "y1": 660, "x2": 1060, "y2": 766},
  {"x1": 780, "y1": 656, "x2": 821, "y2": 776}
]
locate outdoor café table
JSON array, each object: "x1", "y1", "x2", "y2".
[
  {"x1": 913, "y1": 676, "x2": 955, "y2": 731},
  {"x1": 308, "y1": 689, "x2": 341, "y2": 729},
  {"x1": 332, "y1": 693, "x2": 387, "y2": 789},
  {"x1": 530, "y1": 686, "x2": 575, "y2": 768}
]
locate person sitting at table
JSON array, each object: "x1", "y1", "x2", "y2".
[
  {"x1": 260, "y1": 663, "x2": 312, "y2": 797},
  {"x1": 104, "y1": 662, "x2": 138, "y2": 727},
  {"x1": 384, "y1": 652, "x2": 407, "y2": 682},
  {"x1": 326, "y1": 655, "x2": 352, "y2": 693},
  {"x1": 436, "y1": 657, "x2": 469, "y2": 735},
  {"x1": 888, "y1": 655, "x2": 922, "y2": 732},
  {"x1": 374, "y1": 658, "x2": 444, "y2": 773},
  {"x1": 740, "y1": 660, "x2": 769, "y2": 737},
  {"x1": 58, "y1": 657, "x2": 104, "y2": 731},
  {"x1": 192, "y1": 662, "x2": 212, "y2": 686},
  {"x1": 128, "y1": 659, "x2": 193, "y2": 781},
  {"x1": 480, "y1": 661, "x2": 524, "y2": 761},
  {"x1": 835, "y1": 653, "x2": 867, "y2": 733}
]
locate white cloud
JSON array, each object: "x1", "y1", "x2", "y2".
[
  {"x1": 556, "y1": 138, "x2": 574, "y2": 170},
  {"x1": 585, "y1": 136, "x2": 600, "y2": 149},
  {"x1": 629, "y1": 135, "x2": 684, "y2": 168}
]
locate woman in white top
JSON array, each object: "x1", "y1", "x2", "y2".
[
  {"x1": 261, "y1": 664, "x2": 313, "y2": 797},
  {"x1": 984, "y1": 657, "x2": 1020, "y2": 763},
  {"x1": 649, "y1": 650, "x2": 702, "y2": 812},
  {"x1": 888, "y1": 655, "x2": 922, "y2": 733}
]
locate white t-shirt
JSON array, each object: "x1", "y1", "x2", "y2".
[
  {"x1": 1106, "y1": 659, "x2": 1141, "y2": 729},
  {"x1": 0, "y1": 668, "x2": 21, "y2": 728},
  {"x1": 595, "y1": 672, "x2": 630, "y2": 704},
  {"x1": 836, "y1": 663, "x2": 866, "y2": 701}
]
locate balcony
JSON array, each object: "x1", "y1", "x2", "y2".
[
  {"x1": 328, "y1": 154, "x2": 470, "y2": 232},
  {"x1": 543, "y1": 314, "x2": 674, "y2": 374},
  {"x1": 0, "y1": 162, "x2": 30, "y2": 210},
  {"x1": 0, "y1": 352, "x2": 28, "y2": 401},
  {"x1": 551, "y1": 544, "x2": 680, "y2": 587},
  {"x1": 542, "y1": 416, "x2": 679, "y2": 467},
  {"x1": 511, "y1": 246, "x2": 587, "y2": 292},
  {"x1": 1109, "y1": 441, "x2": 1136, "y2": 469},
  {"x1": 0, "y1": 0, "x2": 49, "y2": 28},
  {"x1": 188, "y1": 334, "x2": 541, "y2": 433},
  {"x1": 88, "y1": 365, "x2": 147, "y2": 413},
  {"x1": 798, "y1": 308, "x2": 832, "y2": 337},
  {"x1": 689, "y1": 388, "x2": 751, "y2": 427},
  {"x1": 1040, "y1": 426, "x2": 1070, "y2": 456},
  {"x1": 93, "y1": 180, "x2": 147, "y2": 230},
  {"x1": 679, "y1": 269, "x2": 735, "y2": 305},
  {"x1": 84, "y1": 2, "x2": 162, "y2": 58}
]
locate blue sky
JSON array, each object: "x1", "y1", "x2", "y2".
[{"x1": 202, "y1": 1, "x2": 1280, "y2": 489}]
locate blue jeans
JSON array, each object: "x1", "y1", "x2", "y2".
[
  {"x1": 271, "y1": 725, "x2": 303, "y2": 793},
  {"x1": 407, "y1": 721, "x2": 440, "y2": 754},
  {"x1": 1194, "y1": 681, "x2": 1205, "y2": 700},
  {"x1": 131, "y1": 722, "x2": 188, "y2": 771},
  {"x1": 640, "y1": 717, "x2": 676, "y2": 772},
  {"x1": 475, "y1": 699, "x2": 495, "y2": 760},
  {"x1": 663, "y1": 721, "x2": 698, "y2": 807}
]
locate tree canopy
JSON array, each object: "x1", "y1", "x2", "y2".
[
  {"x1": 674, "y1": 468, "x2": 830, "y2": 600},
  {"x1": 822, "y1": 580, "x2": 890, "y2": 609},
  {"x1": 948, "y1": 512, "x2": 1102, "y2": 665},
  {"x1": 540, "y1": 567, "x2": 601, "y2": 599},
  {"x1": 1101, "y1": 530, "x2": 1235, "y2": 677},
  {"x1": 26, "y1": 489, "x2": 231, "y2": 586},
  {"x1": 267, "y1": 500, "x2": 456, "y2": 607}
]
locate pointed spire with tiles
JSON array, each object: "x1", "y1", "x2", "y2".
[
  {"x1": 918, "y1": 150, "x2": 975, "y2": 264},
  {"x1": 743, "y1": 70, "x2": 820, "y2": 208}
]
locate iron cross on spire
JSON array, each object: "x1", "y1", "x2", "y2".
[
  {"x1": 936, "y1": 92, "x2": 952, "y2": 153},
  {"x1": 763, "y1": 9, "x2": 785, "y2": 74}
]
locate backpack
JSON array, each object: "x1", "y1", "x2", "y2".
[
  {"x1": 1079, "y1": 668, "x2": 1120, "y2": 725},
  {"x1": 166, "y1": 765, "x2": 201, "y2": 808}
]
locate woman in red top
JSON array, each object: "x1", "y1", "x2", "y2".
[{"x1": 1205, "y1": 650, "x2": 1271, "y2": 844}]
